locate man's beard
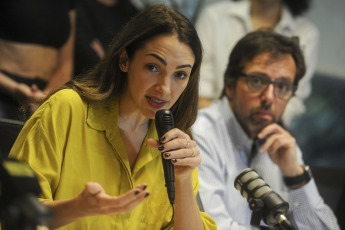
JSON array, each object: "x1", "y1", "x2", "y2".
[{"x1": 235, "y1": 105, "x2": 276, "y2": 138}]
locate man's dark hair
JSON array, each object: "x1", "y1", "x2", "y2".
[{"x1": 221, "y1": 29, "x2": 306, "y2": 97}]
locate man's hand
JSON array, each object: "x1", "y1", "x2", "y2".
[{"x1": 258, "y1": 123, "x2": 304, "y2": 177}]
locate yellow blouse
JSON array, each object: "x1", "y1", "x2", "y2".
[{"x1": 9, "y1": 89, "x2": 217, "y2": 230}]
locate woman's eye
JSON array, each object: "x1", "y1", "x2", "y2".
[
  {"x1": 175, "y1": 72, "x2": 188, "y2": 79},
  {"x1": 146, "y1": 64, "x2": 158, "y2": 72}
]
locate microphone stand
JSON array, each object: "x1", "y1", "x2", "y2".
[{"x1": 248, "y1": 198, "x2": 294, "y2": 230}]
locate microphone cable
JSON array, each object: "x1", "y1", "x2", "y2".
[{"x1": 160, "y1": 204, "x2": 174, "y2": 230}]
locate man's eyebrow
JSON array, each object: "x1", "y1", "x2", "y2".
[
  {"x1": 146, "y1": 53, "x2": 192, "y2": 69},
  {"x1": 249, "y1": 72, "x2": 293, "y2": 81}
]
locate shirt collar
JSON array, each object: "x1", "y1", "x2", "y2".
[
  {"x1": 86, "y1": 95, "x2": 160, "y2": 174},
  {"x1": 87, "y1": 96, "x2": 118, "y2": 134},
  {"x1": 219, "y1": 96, "x2": 254, "y2": 156}
]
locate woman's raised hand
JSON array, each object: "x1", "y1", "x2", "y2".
[{"x1": 147, "y1": 128, "x2": 201, "y2": 180}]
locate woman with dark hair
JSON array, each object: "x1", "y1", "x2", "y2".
[
  {"x1": 196, "y1": 0, "x2": 319, "y2": 128},
  {"x1": 9, "y1": 4, "x2": 216, "y2": 230}
]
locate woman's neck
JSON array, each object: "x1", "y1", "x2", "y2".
[
  {"x1": 118, "y1": 114, "x2": 150, "y2": 130},
  {"x1": 118, "y1": 93, "x2": 150, "y2": 131},
  {"x1": 250, "y1": 0, "x2": 283, "y2": 30}
]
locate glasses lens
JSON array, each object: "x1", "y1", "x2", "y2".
[
  {"x1": 275, "y1": 81, "x2": 294, "y2": 100},
  {"x1": 247, "y1": 74, "x2": 269, "y2": 92}
]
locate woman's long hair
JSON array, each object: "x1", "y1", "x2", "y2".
[{"x1": 37, "y1": 4, "x2": 203, "y2": 137}]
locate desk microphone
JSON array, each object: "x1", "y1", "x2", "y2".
[
  {"x1": 155, "y1": 109, "x2": 175, "y2": 205},
  {"x1": 234, "y1": 168, "x2": 293, "y2": 230}
]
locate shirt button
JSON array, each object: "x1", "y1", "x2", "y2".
[{"x1": 294, "y1": 201, "x2": 300, "y2": 207}]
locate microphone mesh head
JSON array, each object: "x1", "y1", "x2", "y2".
[{"x1": 234, "y1": 168, "x2": 271, "y2": 200}]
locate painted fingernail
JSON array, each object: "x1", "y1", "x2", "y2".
[
  {"x1": 134, "y1": 190, "x2": 140, "y2": 195},
  {"x1": 172, "y1": 159, "x2": 177, "y2": 163},
  {"x1": 161, "y1": 136, "x2": 166, "y2": 142},
  {"x1": 143, "y1": 185, "x2": 147, "y2": 191},
  {"x1": 164, "y1": 153, "x2": 170, "y2": 158},
  {"x1": 145, "y1": 193, "x2": 150, "y2": 198},
  {"x1": 158, "y1": 146, "x2": 164, "y2": 151}
]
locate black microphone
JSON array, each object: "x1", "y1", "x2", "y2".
[
  {"x1": 155, "y1": 109, "x2": 175, "y2": 205},
  {"x1": 0, "y1": 157, "x2": 53, "y2": 230},
  {"x1": 234, "y1": 168, "x2": 293, "y2": 230}
]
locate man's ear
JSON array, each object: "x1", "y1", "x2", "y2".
[
  {"x1": 225, "y1": 83, "x2": 234, "y2": 101},
  {"x1": 119, "y1": 49, "x2": 129, "y2": 72}
]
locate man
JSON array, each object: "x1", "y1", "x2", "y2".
[
  {"x1": 195, "y1": 0, "x2": 319, "y2": 127},
  {"x1": 193, "y1": 30, "x2": 339, "y2": 230}
]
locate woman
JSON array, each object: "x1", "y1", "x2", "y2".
[
  {"x1": 0, "y1": 0, "x2": 75, "y2": 119},
  {"x1": 9, "y1": 4, "x2": 216, "y2": 230}
]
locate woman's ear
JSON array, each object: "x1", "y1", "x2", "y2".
[{"x1": 119, "y1": 49, "x2": 129, "y2": 72}]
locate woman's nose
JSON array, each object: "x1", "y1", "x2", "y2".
[{"x1": 155, "y1": 75, "x2": 171, "y2": 94}]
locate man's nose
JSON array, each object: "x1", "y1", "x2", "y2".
[{"x1": 261, "y1": 83, "x2": 275, "y2": 101}]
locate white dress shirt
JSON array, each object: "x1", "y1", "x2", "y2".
[
  {"x1": 195, "y1": 0, "x2": 319, "y2": 126},
  {"x1": 193, "y1": 97, "x2": 340, "y2": 230}
]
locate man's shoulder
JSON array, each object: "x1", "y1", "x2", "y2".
[{"x1": 194, "y1": 102, "x2": 224, "y2": 132}]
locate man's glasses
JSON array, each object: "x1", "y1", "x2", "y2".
[{"x1": 239, "y1": 73, "x2": 296, "y2": 100}]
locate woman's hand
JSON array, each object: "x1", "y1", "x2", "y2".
[
  {"x1": 43, "y1": 182, "x2": 150, "y2": 229},
  {"x1": 75, "y1": 182, "x2": 149, "y2": 217},
  {"x1": 147, "y1": 128, "x2": 201, "y2": 180}
]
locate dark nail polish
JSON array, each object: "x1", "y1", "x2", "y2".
[
  {"x1": 158, "y1": 146, "x2": 164, "y2": 151},
  {"x1": 144, "y1": 193, "x2": 150, "y2": 198},
  {"x1": 164, "y1": 153, "x2": 170, "y2": 158},
  {"x1": 134, "y1": 190, "x2": 140, "y2": 195},
  {"x1": 172, "y1": 159, "x2": 177, "y2": 163},
  {"x1": 161, "y1": 136, "x2": 166, "y2": 142},
  {"x1": 143, "y1": 185, "x2": 147, "y2": 191}
]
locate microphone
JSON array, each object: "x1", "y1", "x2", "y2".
[
  {"x1": 234, "y1": 168, "x2": 293, "y2": 230},
  {"x1": 0, "y1": 157, "x2": 53, "y2": 230},
  {"x1": 155, "y1": 109, "x2": 175, "y2": 205}
]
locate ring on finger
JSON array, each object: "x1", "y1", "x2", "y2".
[
  {"x1": 191, "y1": 147, "x2": 195, "y2": 157},
  {"x1": 186, "y1": 139, "x2": 190, "y2": 148}
]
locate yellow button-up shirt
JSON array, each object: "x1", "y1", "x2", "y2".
[{"x1": 9, "y1": 89, "x2": 216, "y2": 230}]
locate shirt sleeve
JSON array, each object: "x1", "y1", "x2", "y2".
[
  {"x1": 9, "y1": 105, "x2": 64, "y2": 202},
  {"x1": 285, "y1": 148, "x2": 340, "y2": 230},
  {"x1": 8, "y1": 90, "x2": 84, "y2": 202},
  {"x1": 192, "y1": 168, "x2": 218, "y2": 230},
  {"x1": 194, "y1": 125, "x2": 250, "y2": 230}
]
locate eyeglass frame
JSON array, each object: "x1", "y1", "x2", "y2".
[{"x1": 238, "y1": 72, "x2": 297, "y2": 100}]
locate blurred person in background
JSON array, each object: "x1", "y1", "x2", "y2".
[
  {"x1": 74, "y1": 0, "x2": 139, "y2": 75},
  {"x1": 0, "y1": 0, "x2": 76, "y2": 120}
]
